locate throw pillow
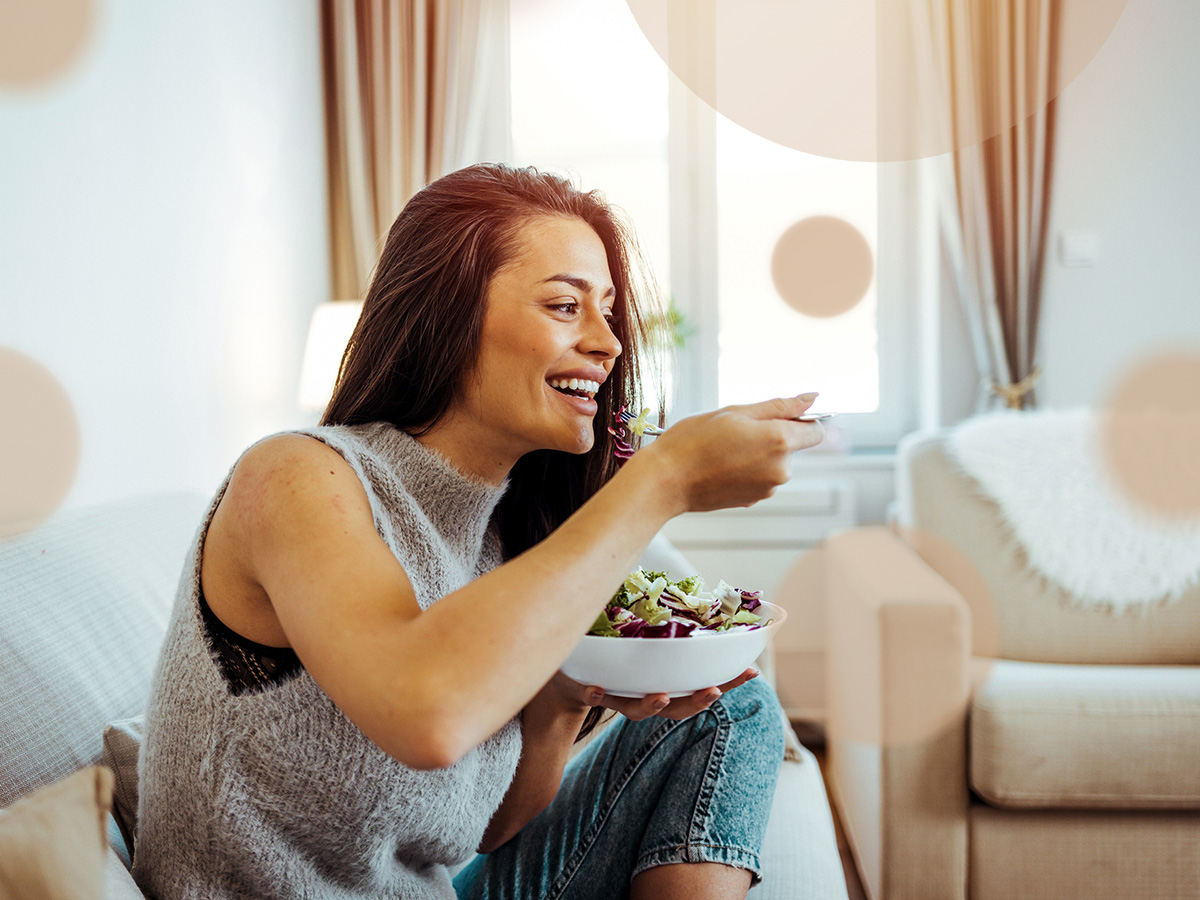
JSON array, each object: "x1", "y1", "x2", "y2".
[
  {"x1": 101, "y1": 717, "x2": 143, "y2": 857},
  {"x1": 0, "y1": 766, "x2": 114, "y2": 900}
]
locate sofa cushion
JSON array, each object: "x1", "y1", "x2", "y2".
[
  {"x1": 101, "y1": 717, "x2": 143, "y2": 859},
  {"x1": 0, "y1": 766, "x2": 114, "y2": 900},
  {"x1": 971, "y1": 659, "x2": 1200, "y2": 809},
  {"x1": 747, "y1": 744, "x2": 849, "y2": 900},
  {"x1": 105, "y1": 846, "x2": 146, "y2": 900},
  {"x1": 0, "y1": 492, "x2": 208, "y2": 806}
]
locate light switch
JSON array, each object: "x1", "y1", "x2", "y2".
[{"x1": 1058, "y1": 230, "x2": 1100, "y2": 267}]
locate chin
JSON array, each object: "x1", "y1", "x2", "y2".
[{"x1": 553, "y1": 426, "x2": 595, "y2": 456}]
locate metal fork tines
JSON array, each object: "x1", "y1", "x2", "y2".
[{"x1": 617, "y1": 409, "x2": 666, "y2": 436}]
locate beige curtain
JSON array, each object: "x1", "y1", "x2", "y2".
[
  {"x1": 918, "y1": 1, "x2": 1062, "y2": 410},
  {"x1": 321, "y1": 0, "x2": 511, "y2": 301}
]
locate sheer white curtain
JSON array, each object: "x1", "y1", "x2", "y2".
[{"x1": 321, "y1": 0, "x2": 511, "y2": 301}]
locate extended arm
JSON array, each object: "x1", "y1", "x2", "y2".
[{"x1": 221, "y1": 397, "x2": 821, "y2": 770}]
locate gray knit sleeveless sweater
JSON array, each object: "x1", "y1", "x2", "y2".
[{"x1": 133, "y1": 422, "x2": 523, "y2": 900}]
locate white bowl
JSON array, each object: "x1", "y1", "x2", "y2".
[{"x1": 560, "y1": 601, "x2": 787, "y2": 698}]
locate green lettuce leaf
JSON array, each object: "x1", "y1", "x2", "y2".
[
  {"x1": 588, "y1": 609, "x2": 621, "y2": 637},
  {"x1": 718, "y1": 608, "x2": 762, "y2": 630},
  {"x1": 631, "y1": 595, "x2": 672, "y2": 626}
]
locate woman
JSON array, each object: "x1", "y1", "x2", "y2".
[{"x1": 133, "y1": 164, "x2": 824, "y2": 900}]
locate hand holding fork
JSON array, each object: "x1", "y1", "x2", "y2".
[{"x1": 619, "y1": 403, "x2": 835, "y2": 438}]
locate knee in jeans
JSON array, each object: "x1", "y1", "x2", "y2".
[{"x1": 713, "y1": 677, "x2": 785, "y2": 753}]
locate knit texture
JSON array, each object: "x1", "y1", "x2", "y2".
[{"x1": 132, "y1": 422, "x2": 523, "y2": 900}]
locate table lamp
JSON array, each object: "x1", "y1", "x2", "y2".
[{"x1": 297, "y1": 301, "x2": 363, "y2": 412}]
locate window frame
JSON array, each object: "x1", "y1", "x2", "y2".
[
  {"x1": 506, "y1": 0, "x2": 920, "y2": 450},
  {"x1": 661, "y1": 1, "x2": 917, "y2": 450}
]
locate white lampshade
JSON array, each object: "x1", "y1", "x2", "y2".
[{"x1": 297, "y1": 301, "x2": 363, "y2": 411}]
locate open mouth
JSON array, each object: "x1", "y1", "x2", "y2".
[{"x1": 548, "y1": 377, "x2": 600, "y2": 401}]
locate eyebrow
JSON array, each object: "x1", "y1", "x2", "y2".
[{"x1": 540, "y1": 274, "x2": 616, "y2": 299}]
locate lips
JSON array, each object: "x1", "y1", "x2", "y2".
[{"x1": 546, "y1": 380, "x2": 599, "y2": 416}]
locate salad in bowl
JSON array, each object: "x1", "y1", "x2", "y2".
[
  {"x1": 587, "y1": 568, "x2": 771, "y2": 639},
  {"x1": 562, "y1": 568, "x2": 787, "y2": 698}
]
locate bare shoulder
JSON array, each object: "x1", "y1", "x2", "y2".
[
  {"x1": 235, "y1": 432, "x2": 359, "y2": 489},
  {"x1": 224, "y1": 433, "x2": 373, "y2": 532},
  {"x1": 210, "y1": 433, "x2": 381, "y2": 585},
  {"x1": 202, "y1": 434, "x2": 380, "y2": 644}
]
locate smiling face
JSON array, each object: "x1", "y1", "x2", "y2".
[{"x1": 434, "y1": 215, "x2": 623, "y2": 479}]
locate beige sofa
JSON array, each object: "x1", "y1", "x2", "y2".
[
  {"x1": 824, "y1": 430, "x2": 1200, "y2": 900},
  {"x1": 0, "y1": 492, "x2": 848, "y2": 899}
]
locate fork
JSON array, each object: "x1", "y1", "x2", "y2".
[
  {"x1": 619, "y1": 409, "x2": 835, "y2": 437},
  {"x1": 618, "y1": 409, "x2": 667, "y2": 436}
]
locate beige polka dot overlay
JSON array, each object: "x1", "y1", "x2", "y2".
[
  {"x1": 626, "y1": 0, "x2": 1128, "y2": 162},
  {"x1": 771, "y1": 216, "x2": 874, "y2": 319},
  {"x1": 0, "y1": 0, "x2": 94, "y2": 88},
  {"x1": 823, "y1": 526, "x2": 997, "y2": 747},
  {"x1": 0, "y1": 348, "x2": 81, "y2": 540},
  {"x1": 1099, "y1": 350, "x2": 1200, "y2": 520}
]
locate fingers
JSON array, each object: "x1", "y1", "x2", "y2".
[
  {"x1": 728, "y1": 394, "x2": 825, "y2": 453},
  {"x1": 736, "y1": 392, "x2": 819, "y2": 421},
  {"x1": 602, "y1": 692, "x2": 670, "y2": 721},
  {"x1": 779, "y1": 418, "x2": 825, "y2": 453},
  {"x1": 716, "y1": 667, "x2": 759, "y2": 694},
  {"x1": 616, "y1": 669, "x2": 762, "y2": 722},
  {"x1": 657, "y1": 687, "x2": 722, "y2": 720},
  {"x1": 598, "y1": 669, "x2": 762, "y2": 723},
  {"x1": 604, "y1": 690, "x2": 706, "y2": 721},
  {"x1": 662, "y1": 669, "x2": 757, "y2": 719}
]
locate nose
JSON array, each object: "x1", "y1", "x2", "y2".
[{"x1": 582, "y1": 306, "x2": 622, "y2": 360}]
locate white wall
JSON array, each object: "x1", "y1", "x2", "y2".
[
  {"x1": 1038, "y1": 0, "x2": 1200, "y2": 407},
  {"x1": 923, "y1": 0, "x2": 1200, "y2": 419},
  {"x1": 1, "y1": 1, "x2": 330, "y2": 509}
]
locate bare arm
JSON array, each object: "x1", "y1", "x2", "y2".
[
  {"x1": 478, "y1": 677, "x2": 592, "y2": 853},
  {"x1": 224, "y1": 396, "x2": 821, "y2": 770}
]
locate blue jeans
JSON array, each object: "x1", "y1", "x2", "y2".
[{"x1": 453, "y1": 677, "x2": 785, "y2": 900}]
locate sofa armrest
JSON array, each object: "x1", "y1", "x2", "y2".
[{"x1": 824, "y1": 527, "x2": 971, "y2": 900}]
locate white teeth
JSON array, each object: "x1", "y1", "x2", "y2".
[{"x1": 549, "y1": 377, "x2": 600, "y2": 396}]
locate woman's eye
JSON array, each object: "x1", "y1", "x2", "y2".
[{"x1": 550, "y1": 300, "x2": 579, "y2": 315}]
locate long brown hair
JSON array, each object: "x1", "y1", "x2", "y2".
[{"x1": 322, "y1": 165, "x2": 661, "y2": 736}]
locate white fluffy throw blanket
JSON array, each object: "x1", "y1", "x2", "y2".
[{"x1": 945, "y1": 409, "x2": 1200, "y2": 611}]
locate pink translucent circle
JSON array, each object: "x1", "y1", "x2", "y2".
[
  {"x1": 0, "y1": 348, "x2": 81, "y2": 539},
  {"x1": 824, "y1": 526, "x2": 998, "y2": 747},
  {"x1": 625, "y1": 0, "x2": 1128, "y2": 162},
  {"x1": 771, "y1": 216, "x2": 874, "y2": 318},
  {"x1": 0, "y1": 0, "x2": 94, "y2": 88},
  {"x1": 1099, "y1": 350, "x2": 1200, "y2": 519}
]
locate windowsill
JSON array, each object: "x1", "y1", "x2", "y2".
[{"x1": 791, "y1": 449, "x2": 897, "y2": 472}]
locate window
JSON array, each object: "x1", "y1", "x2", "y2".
[
  {"x1": 715, "y1": 121, "x2": 879, "y2": 413},
  {"x1": 509, "y1": 0, "x2": 914, "y2": 448},
  {"x1": 510, "y1": 0, "x2": 669, "y2": 283}
]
